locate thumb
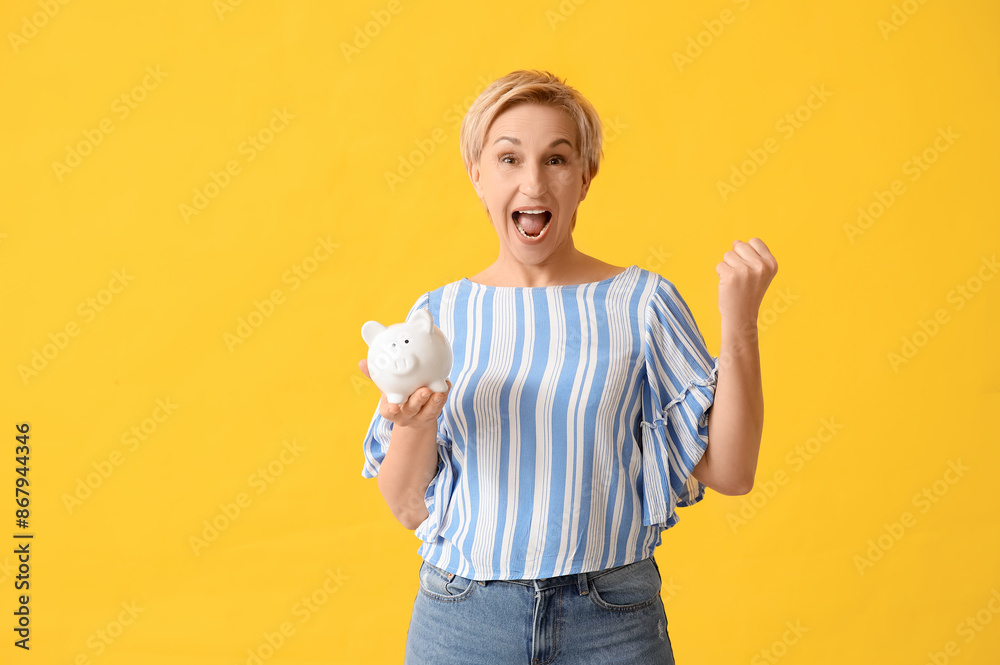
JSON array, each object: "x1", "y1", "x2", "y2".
[{"x1": 359, "y1": 358, "x2": 370, "y2": 379}]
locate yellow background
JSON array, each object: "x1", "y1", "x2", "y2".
[{"x1": 2, "y1": 0, "x2": 998, "y2": 663}]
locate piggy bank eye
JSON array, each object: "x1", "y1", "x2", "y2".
[{"x1": 404, "y1": 339, "x2": 409, "y2": 344}]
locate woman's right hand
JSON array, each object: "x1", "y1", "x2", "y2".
[{"x1": 359, "y1": 358, "x2": 451, "y2": 430}]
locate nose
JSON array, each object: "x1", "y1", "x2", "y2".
[{"x1": 519, "y1": 162, "x2": 547, "y2": 198}]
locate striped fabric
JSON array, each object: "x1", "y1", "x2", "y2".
[{"x1": 361, "y1": 264, "x2": 720, "y2": 581}]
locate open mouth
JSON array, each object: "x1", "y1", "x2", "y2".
[{"x1": 512, "y1": 210, "x2": 552, "y2": 239}]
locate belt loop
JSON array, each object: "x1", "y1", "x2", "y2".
[{"x1": 577, "y1": 572, "x2": 589, "y2": 595}]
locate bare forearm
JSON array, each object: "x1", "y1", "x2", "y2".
[
  {"x1": 377, "y1": 422, "x2": 440, "y2": 529},
  {"x1": 696, "y1": 317, "x2": 764, "y2": 495}
]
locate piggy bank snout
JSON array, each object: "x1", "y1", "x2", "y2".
[{"x1": 373, "y1": 349, "x2": 417, "y2": 374}]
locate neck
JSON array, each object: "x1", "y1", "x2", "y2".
[{"x1": 483, "y1": 248, "x2": 591, "y2": 288}]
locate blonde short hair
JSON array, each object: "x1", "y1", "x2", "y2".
[{"x1": 459, "y1": 70, "x2": 603, "y2": 184}]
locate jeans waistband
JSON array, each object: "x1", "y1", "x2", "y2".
[{"x1": 497, "y1": 556, "x2": 653, "y2": 593}]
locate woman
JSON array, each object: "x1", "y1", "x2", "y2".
[{"x1": 360, "y1": 69, "x2": 777, "y2": 664}]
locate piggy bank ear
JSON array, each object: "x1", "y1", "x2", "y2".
[
  {"x1": 410, "y1": 309, "x2": 433, "y2": 333},
  {"x1": 361, "y1": 321, "x2": 386, "y2": 346}
]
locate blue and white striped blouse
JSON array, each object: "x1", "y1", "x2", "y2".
[{"x1": 361, "y1": 264, "x2": 720, "y2": 581}]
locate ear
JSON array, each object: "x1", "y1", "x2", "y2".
[
  {"x1": 410, "y1": 308, "x2": 434, "y2": 333},
  {"x1": 468, "y1": 161, "x2": 485, "y2": 204},
  {"x1": 361, "y1": 321, "x2": 385, "y2": 346},
  {"x1": 579, "y1": 171, "x2": 592, "y2": 203}
]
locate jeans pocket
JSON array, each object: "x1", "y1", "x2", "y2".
[
  {"x1": 417, "y1": 561, "x2": 477, "y2": 602},
  {"x1": 587, "y1": 557, "x2": 661, "y2": 612}
]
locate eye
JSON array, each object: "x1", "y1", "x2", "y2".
[
  {"x1": 548, "y1": 155, "x2": 567, "y2": 165},
  {"x1": 499, "y1": 154, "x2": 516, "y2": 164},
  {"x1": 404, "y1": 339, "x2": 409, "y2": 343}
]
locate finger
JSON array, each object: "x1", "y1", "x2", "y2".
[
  {"x1": 748, "y1": 237, "x2": 778, "y2": 270},
  {"x1": 746, "y1": 237, "x2": 771, "y2": 256},
  {"x1": 405, "y1": 388, "x2": 432, "y2": 414},
  {"x1": 384, "y1": 398, "x2": 400, "y2": 418},
  {"x1": 731, "y1": 240, "x2": 762, "y2": 262},
  {"x1": 359, "y1": 358, "x2": 370, "y2": 379},
  {"x1": 425, "y1": 382, "x2": 451, "y2": 411},
  {"x1": 722, "y1": 250, "x2": 744, "y2": 268}
]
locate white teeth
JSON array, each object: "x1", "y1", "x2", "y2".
[{"x1": 518, "y1": 210, "x2": 546, "y2": 214}]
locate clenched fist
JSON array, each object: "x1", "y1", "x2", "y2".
[{"x1": 716, "y1": 238, "x2": 778, "y2": 323}]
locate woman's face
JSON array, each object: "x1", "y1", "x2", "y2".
[{"x1": 469, "y1": 103, "x2": 591, "y2": 267}]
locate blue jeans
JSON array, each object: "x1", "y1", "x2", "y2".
[{"x1": 404, "y1": 556, "x2": 676, "y2": 664}]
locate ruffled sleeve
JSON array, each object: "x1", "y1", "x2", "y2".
[
  {"x1": 360, "y1": 290, "x2": 451, "y2": 542},
  {"x1": 638, "y1": 279, "x2": 720, "y2": 528}
]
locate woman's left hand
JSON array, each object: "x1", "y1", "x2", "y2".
[{"x1": 716, "y1": 238, "x2": 778, "y2": 323}]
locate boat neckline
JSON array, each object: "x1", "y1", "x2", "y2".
[{"x1": 460, "y1": 264, "x2": 639, "y2": 289}]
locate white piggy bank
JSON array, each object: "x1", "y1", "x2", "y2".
[{"x1": 361, "y1": 309, "x2": 453, "y2": 404}]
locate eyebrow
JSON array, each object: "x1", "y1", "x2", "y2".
[{"x1": 493, "y1": 136, "x2": 574, "y2": 149}]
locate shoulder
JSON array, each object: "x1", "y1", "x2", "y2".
[
  {"x1": 630, "y1": 267, "x2": 680, "y2": 303},
  {"x1": 634, "y1": 268, "x2": 706, "y2": 335},
  {"x1": 408, "y1": 279, "x2": 466, "y2": 321}
]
